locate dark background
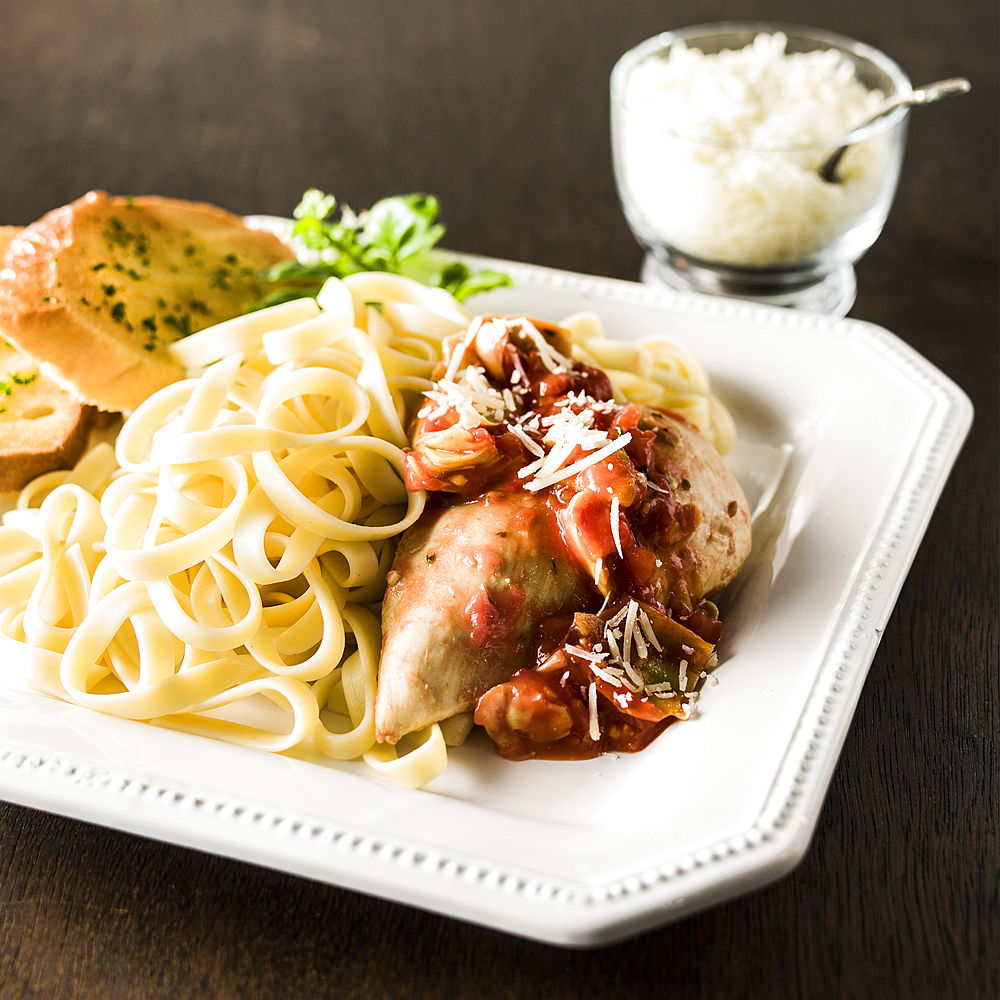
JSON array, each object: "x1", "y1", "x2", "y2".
[{"x1": 1, "y1": 2, "x2": 997, "y2": 998}]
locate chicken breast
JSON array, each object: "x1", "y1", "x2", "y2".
[
  {"x1": 375, "y1": 405, "x2": 750, "y2": 745},
  {"x1": 375, "y1": 493, "x2": 589, "y2": 743},
  {"x1": 632, "y1": 407, "x2": 750, "y2": 602},
  {"x1": 374, "y1": 313, "x2": 751, "y2": 749}
]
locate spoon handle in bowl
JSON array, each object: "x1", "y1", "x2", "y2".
[{"x1": 819, "y1": 77, "x2": 971, "y2": 183}]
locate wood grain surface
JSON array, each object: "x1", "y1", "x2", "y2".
[{"x1": 1, "y1": 2, "x2": 996, "y2": 998}]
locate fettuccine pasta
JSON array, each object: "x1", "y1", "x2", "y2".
[
  {"x1": 0, "y1": 273, "x2": 734, "y2": 787},
  {"x1": 559, "y1": 310, "x2": 735, "y2": 454}
]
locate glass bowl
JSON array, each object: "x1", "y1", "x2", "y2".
[{"x1": 610, "y1": 24, "x2": 911, "y2": 315}]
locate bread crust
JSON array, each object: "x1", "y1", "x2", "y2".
[
  {"x1": 0, "y1": 226, "x2": 98, "y2": 492},
  {"x1": 0, "y1": 192, "x2": 294, "y2": 412},
  {"x1": 0, "y1": 348, "x2": 98, "y2": 491}
]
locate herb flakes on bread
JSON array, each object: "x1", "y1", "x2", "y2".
[
  {"x1": 0, "y1": 191, "x2": 294, "y2": 413},
  {"x1": 0, "y1": 225, "x2": 100, "y2": 492},
  {"x1": 0, "y1": 334, "x2": 100, "y2": 492}
]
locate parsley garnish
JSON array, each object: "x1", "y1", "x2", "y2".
[
  {"x1": 0, "y1": 371, "x2": 38, "y2": 410},
  {"x1": 163, "y1": 313, "x2": 193, "y2": 337},
  {"x1": 252, "y1": 188, "x2": 511, "y2": 310}
]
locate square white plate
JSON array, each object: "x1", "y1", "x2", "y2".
[{"x1": 0, "y1": 257, "x2": 972, "y2": 946}]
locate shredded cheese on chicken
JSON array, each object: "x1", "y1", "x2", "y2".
[
  {"x1": 522, "y1": 433, "x2": 632, "y2": 492},
  {"x1": 509, "y1": 316, "x2": 573, "y2": 373},
  {"x1": 590, "y1": 598, "x2": 716, "y2": 708},
  {"x1": 610, "y1": 495, "x2": 623, "y2": 558},
  {"x1": 420, "y1": 364, "x2": 511, "y2": 428},
  {"x1": 588, "y1": 682, "x2": 600, "y2": 740}
]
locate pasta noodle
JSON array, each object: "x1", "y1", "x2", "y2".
[
  {"x1": 0, "y1": 273, "x2": 735, "y2": 787},
  {"x1": 559, "y1": 310, "x2": 735, "y2": 453}
]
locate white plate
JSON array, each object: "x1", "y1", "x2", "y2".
[{"x1": 0, "y1": 257, "x2": 972, "y2": 946}]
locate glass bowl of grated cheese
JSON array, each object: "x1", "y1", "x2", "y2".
[{"x1": 611, "y1": 24, "x2": 911, "y2": 315}]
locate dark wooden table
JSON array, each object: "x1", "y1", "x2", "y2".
[{"x1": 2, "y1": 2, "x2": 996, "y2": 997}]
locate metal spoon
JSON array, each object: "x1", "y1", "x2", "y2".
[{"x1": 818, "y1": 77, "x2": 971, "y2": 183}]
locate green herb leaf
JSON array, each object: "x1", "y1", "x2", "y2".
[
  {"x1": 435, "y1": 262, "x2": 513, "y2": 302},
  {"x1": 258, "y1": 260, "x2": 349, "y2": 285},
  {"x1": 293, "y1": 188, "x2": 337, "y2": 223},
  {"x1": 0, "y1": 371, "x2": 38, "y2": 397},
  {"x1": 360, "y1": 195, "x2": 444, "y2": 269},
  {"x1": 251, "y1": 189, "x2": 511, "y2": 312}
]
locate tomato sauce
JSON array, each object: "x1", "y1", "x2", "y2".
[{"x1": 403, "y1": 316, "x2": 723, "y2": 760}]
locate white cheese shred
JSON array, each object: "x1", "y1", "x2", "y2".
[
  {"x1": 622, "y1": 600, "x2": 639, "y2": 666},
  {"x1": 622, "y1": 659, "x2": 645, "y2": 690},
  {"x1": 632, "y1": 622, "x2": 648, "y2": 661},
  {"x1": 514, "y1": 317, "x2": 573, "y2": 372},
  {"x1": 605, "y1": 630, "x2": 622, "y2": 663},
  {"x1": 610, "y1": 495, "x2": 623, "y2": 558},
  {"x1": 607, "y1": 604, "x2": 629, "y2": 628},
  {"x1": 443, "y1": 317, "x2": 482, "y2": 382},
  {"x1": 644, "y1": 681, "x2": 674, "y2": 696},
  {"x1": 507, "y1": 421, "x2": 545, "y2": 457},
  {"x1": 591, "y1": 663, "x2": 623, "y2": 688},
  {"x1": 638, "y1": 609, "x2": 662, "y2": 652},
  {"x1": 565, "y1": 644, "x2": 606, "y2": 665},
  {"x1": 588, "y1": 681, "x2": 600, "y2": 741},
  {"x1": 523, "y1": 433, "x2": 632, "y2": 492}
]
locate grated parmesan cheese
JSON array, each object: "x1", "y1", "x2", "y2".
[
  {"x1": 565, "y1": 644, "x2": 608, "y2": 665},
  {"x1": 621, "y1": 658, "x2": 645, "y2": 691},
  {"x1": 616, "y1": 32, "x2": 893, "y2": 267},
  {"x1": 607, "y1": 604, "x2": 630, "y2": 628},
  {"x1": 507, "y1": 419, "x2": 545, "y2": 457},
  {"x1": 605, "y1": 629, "x2": 623, "y2": 663},
  {"x1": 510, "y1": 317, "x2": 573, "y2": 372},
  {"x1": 595, "y1": 600, "x2": 713, "y2": 709},
  {"x1": 588, "y1": 682, "x2": 600, "y2": 740},
  {"x1": 644, "y1": 681, "x2": 674, "y2": 695},
  {"x1": 622, "y1": 600, "x2": 640, "y2": 666},
  {"x1": 638, "y1": 609, "x2": 663, "y2": 652},
  {"x1": 610, "y1": 495, "x2": 623, "y2": 558},
  {"x1": 443, "y1": 318, "x2": 483, "y2": 382},
  {"x1": 522, "y1": 433, "x2": 632, "y2": 492},
  {"x1": 591, "y1": 663, "x2": 624, "y2": 688},
  {"x1": 424, "y1": 369, "x2": 509, "y2": 427}
]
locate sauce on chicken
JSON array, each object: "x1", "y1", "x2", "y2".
[{"x1": 376, "y1": 315, "x2": 750, "y2": 759}]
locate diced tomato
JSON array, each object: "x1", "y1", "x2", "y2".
[
  {"x1": 624, "y1": 544, "x2": 657, "y2": 584},
  {"x1": 475, "y1": 665, "x2": 673, "y2": 761},
  {"x1": 574, "y1": 450, "x2": 643, "y2": 506},
  {"x1": 404, "y1": 317, "x2": 727, "y2": 763}
]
